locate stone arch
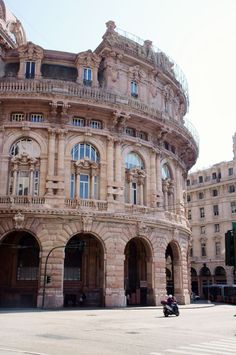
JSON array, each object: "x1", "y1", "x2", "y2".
[
  {"x1": 63, "y1": 231, "x2": 105, "y2": 307},
  {"x1": 3, "y1": 131, "x2": 48, "y2": 156},
  {"x1": 165, "y1": 240, "x2": 182, "y2": 298},
  {"x1": 0, "y1": 230, "x2": 40, "y2": 307},
  {"x1": 214, "y1": 265, "x2": 226, "y2": 284},
  {"x1": 122, "y1": 145, "x2": 148, "y2": 169},
  {"x1": 124, "y1": 236, "x2": 154, "y2": 306},
  {"x1": 191, "y1": 267, "x2": 198, "y2": 295}
]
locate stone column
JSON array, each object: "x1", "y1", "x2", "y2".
[
  {"x1": 37, "y1": 243, "x2": 65, "y2": 308},
  {"x1": 104, "y1": 240, "x2": 126, "y2": 307},
  {"x1": 107, "y1": 138, "x2": 114, "y2": 184},
  {"x1": 12, "y1": 166, "x2": 18, "y2": 195},
  {"x1": 150, "y1": 150, "x2": 157, "y2": 207},
  {"x1": 163, "y1": 181, "x2": 168, "y2": 210},
  {"x1": 115, "y1": 139, "x2": 122, "y2": 184},
  {"x1": 156, "y1": 153, "x2": 163, "y2": 208},
  {"x1": 17, "y1": 60, "x2": 25, "y2": 79},
  {"x1": 29, "y1": 166, "x2": 34, "y2": 196},
  {"x1": 139, "y1": 182, "x2": 144, "y2": 205},
  {"x1": 57, "y1": 130, "x2": 65, "y2": 177},
  {"x1": 35, "y1": 59, "x2": 42, "y2": 79},
  {"x1": 47, "y1": 129, "x2": 56, "y2": 177},
  {"x1": 46, "y1": 129, "x2": 56, "y2": 195},
  {"x1": 153, "y1": 246, "x2": 167, "y2": 305}
]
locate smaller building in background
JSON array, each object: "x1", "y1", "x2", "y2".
[{"x1": 187, "y1": 133, "x2": 236, "y2": 300}]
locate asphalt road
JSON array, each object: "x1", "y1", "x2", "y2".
[{"x1": 0, "y1": 304, "x2": 235, "y2": 355}]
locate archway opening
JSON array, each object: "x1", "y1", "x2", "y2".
[
  {"x1": 0, "y1": 231, "x2": 40, "y2": 307},
  {"x1": 165, "y1": 241, "x2": 182, "y2": 299},
  {"x1": 214, "y1": 266, "x2": 226, "y2": 285},
  {"x1": 191, "y1": 267, "x2": 198, "y2": 295},
  {"x1": 63, "y1": 233, "x2": 104, "y2": 307},
  {"x1": 124, "y1": 237, "x2": 153, "y2": 306},
  {"x1": 200, "y1": 264, "x2": 212, "y2": 299}
]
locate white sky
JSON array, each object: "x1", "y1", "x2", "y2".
[{"x1": 5, "y1": 0, "x2": 236, "y2": 171}]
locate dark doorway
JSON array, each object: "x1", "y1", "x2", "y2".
[
  {"x1": 0, "y1": 232, "x2": 40, "y2": 307},
  {"x1": 63, "y1": 233, "x2": 104, "y2": 307}
]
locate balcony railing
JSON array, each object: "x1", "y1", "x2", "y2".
[
  {"x1": 65, "y1": 198, "x2": 108, "y2": 211},
  {"x1": 0, "y1": 79, "x2": 199, "y2": 148},
  {"x1": 0, "y1": 195, "x2": 45, "y2": 205}
]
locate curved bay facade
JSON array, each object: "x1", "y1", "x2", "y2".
[{"x1": 0, "y1": 3, "x2": 198, "y2": 308}]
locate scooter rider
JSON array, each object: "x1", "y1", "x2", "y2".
[{"x1": 167, "y1": 294, "x2": 175, "y2": 308}]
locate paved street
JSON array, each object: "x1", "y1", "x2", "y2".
[{"x1": 0, "y1": 303, "x2": 235, "y2": 355}]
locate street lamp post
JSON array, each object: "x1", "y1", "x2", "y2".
[{"x1": 41, "y1": 241, "x2": 85, "y2": 309}]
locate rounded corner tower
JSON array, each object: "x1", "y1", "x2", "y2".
[{"x1": 0, "y1": 10, "x2": 199, "y2": 308}]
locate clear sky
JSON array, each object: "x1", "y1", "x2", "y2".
[{"x1": 5, "y1": 0, "x2": 236, "y2": 172}]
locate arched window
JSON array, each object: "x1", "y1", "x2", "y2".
[
  {"x1": 125, "y1": 152, "x2": 144, "y2": 170},
  {"x1": 9, "y1": 138, "x2": 40, "y2": 196},
  {"x1": 70, "y1": 143, "x2": 100, "y2": 200},
  {"x1": 161, "y1": 163, "x2": 171, "y2": 180},
  {"x1": 71, "y1": 143, "x2": 99, "y2": 163},
  {"x1": 125, "y1": 152, "x2": 145, "y2": 205}
]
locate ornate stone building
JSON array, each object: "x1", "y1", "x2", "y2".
[
  {"x1": 187, "y1": 134, "x2": 236, "y2": 298},
  {"x1": 0, "y1": 1, "x2": 198, "y2": 308}
]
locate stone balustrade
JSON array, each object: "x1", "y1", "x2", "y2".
[{"x1": 0, "y1": 79, "x2": 199, "y2": 148}]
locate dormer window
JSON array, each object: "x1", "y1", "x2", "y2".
[
  {"x1": 25, "y1": 61, "x2": 35, "y2": 79},
  {"x1": 131, "y1": 81, "x2": 138, "y2": 98},
  {"x1": 83, "y1": 67, "x2": 92, "y2": 86}
]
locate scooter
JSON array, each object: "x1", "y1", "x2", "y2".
[{"x1": 161, "y1": 300, "x2": 180, "y2": 317}]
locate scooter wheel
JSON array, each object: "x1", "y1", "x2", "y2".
[
  {"x1": 164, "y1": 310, "x2": 169, "y2": 317},
  {"x1": 175, "y1": 311, "x2": 179, "y2": 316}
]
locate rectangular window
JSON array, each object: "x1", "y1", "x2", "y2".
[
  {"x1": 131, "y1": 182, "x2": 137, "y2": 205},
  {"x1": 214, "y1": 224, "x2": 220, "y2": 232},
  {"x1": 229, "y1": 167, "x2": 234, "y2": 176},
  {"x1": 125, "y1": 127, "x2": 135, "y2": 136},
  {"x1": 11, "y1": 113, "x2": 25, "y2": 122},
  {"x1": 212, "y1": 172, "x2": 217, "y2": 180},
  {"x1": 231, "y1": 201, "x2": 236, "y2": 214},
  {"x1": 25, "y1": 61, "x2": 35, "y2": 79},
  {"x1": 189, "y1": 247, "x2": 193, "y2": 257},
  {"x1": 198, "y1": 176, "x2": 203, "y2": 183},
  {"x1": 213, "y1": 205, "x2": 219, "y2": 216},
  {"x1": 229, "y1": 185, "x2": 235, "y2": 193},
  {"x1": 30, "y1": 113, "x2": 43, "y2": 122},
  {"x1": 80, "y1": 174, "x2": 89, "y2": 199},
  {"x1": 200, "y1": 226, "x2": 205, "y2": 234},
  {"x1": 188, "y1": 209, "x2": 191, "y2": 220},
  {"x1": 187, "y1": 194, "x2": 191, "y2": 202},
  {"x1": 187, "y1": 179, "x2": 190, "y2": 186},
  {"x1": 90, "y1": 120, "x2": 102, "y2": 129},
  {"x1": 201, "y1": 243, "x2": 206, "y2": 257},
  {"x1": 137, "y1": 131, "x2": 147, "y2": 140},
  {"x1": 72, "y1": 117, "x2": 85, "y2": 126},
  {"x1": 212, "y1": 189, "x2": 218, "y2": 197},
  {"x1": 17, "y1": 171, "x2": 29, "y2": 196},
  {"x1": 200, "y1": 207, "x2": 205, "y2": 218},
  {"x1": 83, "y1": 68, "x2": 92, "y2": 86},
  {"x1": 131, "y1": 81, "x2": 138, "y2": 97},
  {"x1": 215, "y1": 242, "x2": 221, "y2": 256},
  {"x1": 199, "y1": 192, "x2": 204, "y2": 199}
]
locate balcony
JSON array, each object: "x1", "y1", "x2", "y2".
[{"x1": 0, "y1": 79, "x2": 199, "y2": 149}]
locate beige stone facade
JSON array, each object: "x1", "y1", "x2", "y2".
[
  {"x1": 187, "y1": 134, "x2": 236, "y2": 299},
  {"x1": 0, "y1": 2, "x2": 198, "y2": 308}
]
